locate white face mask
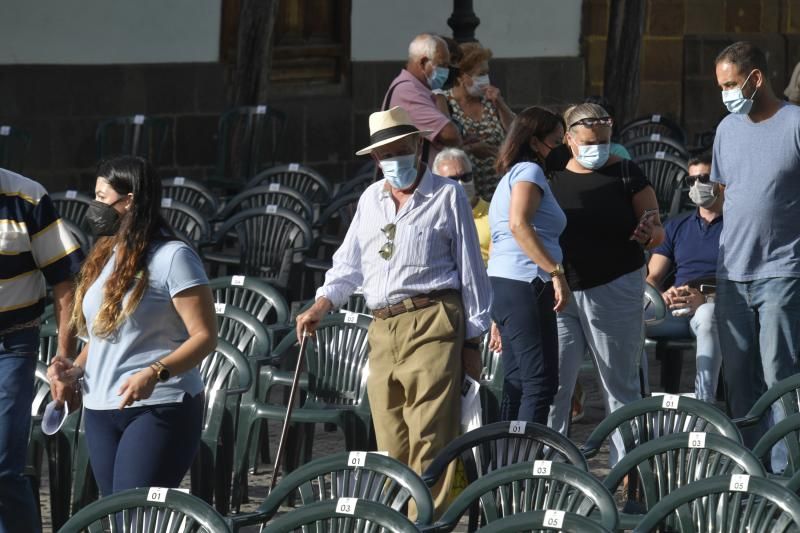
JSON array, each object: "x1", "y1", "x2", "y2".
[
  {"x1": 379, "y1": 153, "x2": 418, "y2": 189},
  {"x1": 722, "y1": 70, "x2": 758, "y2": 115},
  {"x1": 466, "y1": 74, "x2": 490, "y2": 97},
  {"x1": 689, "y1": 181, "x2": 716, "y2": 207},
  {"x1": 573, "y1": 143, "x2": 611, "y2": 170}
]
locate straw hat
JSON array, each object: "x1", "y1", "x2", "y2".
[{"x1": 355, "y1": 106, "x2": 432, "y2": 156}]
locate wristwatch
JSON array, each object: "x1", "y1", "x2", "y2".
[
  {"x1": 549, "y1": 263, "x2": 565, "y2": 278},
  {"x1": 150, "y1": 361, "x2": 171, "y2": 382}
]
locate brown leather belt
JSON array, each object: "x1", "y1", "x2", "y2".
[{"x1": 372, "y1": 289, "x2": 456, "y2": 320}]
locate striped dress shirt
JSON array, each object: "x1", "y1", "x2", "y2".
[
  {"x1": 0, "y1": 168, "x2": 84, "y2": 331},
  {"x1": 316, "y1": 169, "x2": 491, "y2": 339}
]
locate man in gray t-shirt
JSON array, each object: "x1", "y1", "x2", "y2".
[{"x1": 711, "y1": 41, "x2": 800, "y2": 446}]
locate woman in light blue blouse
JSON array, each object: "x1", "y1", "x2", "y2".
[{"x1": 487, "y1": 107, "x2": 570, "y2": 424}]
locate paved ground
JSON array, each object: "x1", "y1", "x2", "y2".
[{"x1": 38, "y1": 345, "x2": 703, "y2": 532}]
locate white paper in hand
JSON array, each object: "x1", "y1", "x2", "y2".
[{"x1": 42, "y1": 400, "x2": 69, "y2": 435}]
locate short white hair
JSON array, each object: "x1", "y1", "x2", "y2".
[
  {"x1": 409, "y1": 33, "x2": 444, "y2": 61},
  {"x1": 433, "y1": 148, "x2": 472, "y2": 174}
]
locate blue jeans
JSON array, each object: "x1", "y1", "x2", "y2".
[
  {"x1": 715, "y1": 277, "x2": 800, "y2": 447},
  {"x1": 490, "y1": 277, "x2": 558, "y2": 424},
  {"x1": 646, "y1": 302, "x2": 722, "y2": 402},
  {"x1": 83, "y1": 392, "x2": 204, "y2": 497},
  {"x1": 0, "y1": 328, "x2": 40, "y2": 533}
]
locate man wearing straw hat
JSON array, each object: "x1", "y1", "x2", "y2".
[{"x1": 296, "y1": 106, "x2": 491, "y2": 516}]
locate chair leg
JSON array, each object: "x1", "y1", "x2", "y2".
[{"x1": 658, "y1": 343, "x2": 683, "y2": 393}]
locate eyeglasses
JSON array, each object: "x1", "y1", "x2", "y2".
[
  {"x1": 378, "y1": 223, "x2": 396, "y2": 260},
  {"x1": 450, "y1": 172, "x2": 473, "y2": 183},
  {"x1": 568, "y1": 117, "x2": 613, "y2": 129},
  {"x1": 685, "y1": 173, "x2": 711, "y2": 186}
]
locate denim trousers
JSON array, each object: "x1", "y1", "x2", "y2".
[
  {"x1": 646, "y1": 302, "x2": 722, "y2": 402},
  {"x1": 548, "y1": 267, "x2": 645, "y2": 465},
  {"x1": 0, "y1": 328, "x2": 41, "y2": 533},
  {"x1": 715, "y1": 277, "x2": 800, "y2": 448},
  {"x1": 490, "y1": 277, "x2": 558, "y2": 424},
  {"x1": 83, "y1": 392, "x2": 204, "y2": 497}
]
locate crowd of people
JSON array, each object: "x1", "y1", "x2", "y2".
[{"x1": 0, "y1": 33, "x2": 798, "y2": 532}]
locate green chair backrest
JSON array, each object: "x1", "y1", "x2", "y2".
[
  {"x1": 215, "y1": 105, "x2": 287, "y2": 185},
  {"x1": 632, "y1": 475, "x2": 800, "y2": 533},
  {"x1": 213, "y1": 303, "x2": 271, "y2": 360},
  {"x1": 741, "y1": 373, "x2": 800, "y2": 425},
  {"x1": 95, "y1": 115, "x2": 171, "y2": 165},
  {"x1": 234, "y1": 451, "x2": 433, "y2": 528},
  {"x1": 434, "y1": 462, "x2": 618, "y2": 532},
  {"x1": 0, "y1": 124, "x2": 31, "y2": 171},
  {"x1": 215, "y1": 184, "x2": 314, "y2": 223},
  {"x1": 199, "y1": 339, "x2": 253, "y2": 418},
  {"x1": 261, "y1": 498, "x2": 418, "y2": 533},
  {"x1": 51, "y1": 190, "x2": 93, "y2": 228},
  {"x1": 246, "y1": 164, "x2": 332, "y2": 204},
  {"x1": 162, "y1": 177, "x2": 219, "y2": 219},
  {"x1": 59, "y1": 487, "x2": 231, "y2": 533},
  {"x1": 476, "y1": 509, "x2": 613, "y2": 533},
  {"x1": 752, "y1": 413, "x2": 800, "y2": 479},
  {"x1": 209, "y1": 275, "x2": 289, "y2": 327},
  {"x1": 160, "y1": 200, "x2": 211, "y2": 247},
  {"x1": 633, "y1": 152, "x2": 688, "y2": 217}
]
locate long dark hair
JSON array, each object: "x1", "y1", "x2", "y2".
[
  {"x1": 495, "y1": 106, "x2": 565, "y2": 177},
  {"x1": 72, "y1": 156, "x2": 175, "y2": 337}
]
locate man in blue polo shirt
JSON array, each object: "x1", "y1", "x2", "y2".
[{"x1": 646, "y1": 153, "x2": 723, "y2": 403}]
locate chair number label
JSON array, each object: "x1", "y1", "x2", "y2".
[
  {"x1": 655, "y1": 150, "x2": 666, "y2": 159},
  {"x1": 256, "y1": 105, "x2": 267, "y2": 114},
  {"x1": 288, "y1": 163, "x2": 300, "y2": 171},
  {"x1": 344, "y1": 312, "x2": 358, "y2": 324},
  {"x1": 266, "y1": 204, "x2": 278, "y2": 214},
  {"x1": 650, "y1": 133, "x2": 662, "y2": 141},
  {"x1": 214, "y1": 303, "x2": 226, "y2": 314},
  {"x1": 231, "y1": 275, "x2": 246, "y2": 286},
  {"x1": 336, "y1": 497, "x2": 358, "y2": 515},
  {"x1": 652, "y1": 114, "x2": 661, "y2": 123},
  {"x1": 133, "y1": 114, "x2": 145, "y2": 124},
  {"x1": 0, "y1": 126, "x2": 9, "y2": 136},
  {"x1": 533, "y1": 460, "x2": 552, "y2": 476},
  {"x1": 509, "y1": 421, "x2": 527, "y2": 434},
  {"x1": 348, "y1": 451, "x2": 366, "y2": 467},
  {"x1": 161, "y1": 198, "x2": 172, "y2": 207},
  {"x1": 661, "y1": 394, "x2": 680, "y2": 409},
  {"x1": 66, "y1": 190, "x2": 77, "y2": 199},
  {"x1": 543, "y1": 509, "x2": 565, "y2": 528},
  {"x1": 269, "y1": 183, "x2": 281, "y2": 191},
  {"x1": 688, "y1": 432, "x2": 706, "y2": 448},
  {"x1": 730, "y1": 474, "x2": 749, "y2": 492},
  {"x1": 147, "y1": 487, "x2": 168, "y2": 502},
  {"x1": 173, "y1": 176, "x2": 185, "y2": 185}
]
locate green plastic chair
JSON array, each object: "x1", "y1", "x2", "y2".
[
  {"x1": 258, "y1": 498, "x2": 418, "y2": 533},
  {"x1": 51, "y1": 190, "x2": 94, "y2": 232},
  {"x1": 59, "y1": 487, "x2": 231, "y2": 533},
  {"x1": 190, "y1": 339, "x2": 253, "y2": 515},
  {"x1": 603, "y1": 432, "x2": 766, "y2": 530},
  {"x1": 230, "y1": 451, "x2": 433, "y2": 530},
  {"x1": 581, "y1": 395, "x2": 742, "y2": 459},
  {"x1": 208, "y1": 275, "x2": 290, "y2": 344},
  {"x1": 479, "y1": 332, "x2": 503, "y2": 424},
  {"x1": 0, "y1": 124, "x2": 31, "y2": 171},
  {"x1": 631, "y1": 475, "x2": 800, "y2": 533},
  {"x1": 161, "y1": 200, "x2": 212, "y2": 248},
  {"x1": 246, "y1": 164, "x2": 332, "y2": 205},
  {"x1": 423, "y1": 462, "x2": 618, "y2": 533},
  {"x1": 752, "y1": 413, "x2": 800, "y2": 479},
  {"x1": 95, "y1": 115, "x2": 171, "y2": 165},
  {"x1": 735, "y1": 373, "x2": 800, "y2": 429},
  {"x1": 633, "y1": 152, "x2": 688, "y2": 218},
  {"x1": 162, "y1": 177, "x2": 219, "y2": 219},
  {"x1": 476, "y1": 510, "x2": 614, "y2": 533},
  {"x1": 215, "y1": 184, "x2": 315, "y2": 224},
  {"x1": 234, "y1": 313, "x2": 373, "y2": 503}
]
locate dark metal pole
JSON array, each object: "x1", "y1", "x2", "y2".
[{"x1": 447, "y1": 0, "x2": 480, "y2": 43}]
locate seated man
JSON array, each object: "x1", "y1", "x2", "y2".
[
  {"x1": 432, "y1": 148, "x2": 490, "y2": 265},
  {"x1": 646, "y1": 152, "x2": 723, "y2": 402}
]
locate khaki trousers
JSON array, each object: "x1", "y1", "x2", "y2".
[{"x1": 367, "y1": 291, "x2": 463, "y2": 519}]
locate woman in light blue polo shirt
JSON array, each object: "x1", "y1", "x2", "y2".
[
  {"x1": 488, "y1": 106, "x2": 569, "y2": 424},
  {"x1": 47, "y1": 156, "x2": 216, "y2": 497}
]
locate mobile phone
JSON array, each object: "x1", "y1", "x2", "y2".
[
  {"x1": 638, "y1": 209, "x2": 658, "y2": 224},
  {"x1": 699, "y1": 284, "x2": 716, "y2": 295}
]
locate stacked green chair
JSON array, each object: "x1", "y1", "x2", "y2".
[
  {"x1": 632, "y1": 475, "x2": 800, "y2": 532},
  {"x1": 162, "y1": 177, "x2": 219, "y2": 219},
  {"x1": 60, "y1": 487, "x2": 231, "y2": 533},
  {"x1": 603, "y1": 432, "x2": 765, "y2": 530},
  {"x1": 230, "y1": 451, "x2": 433, "y2": 530},
  {"x1": 633, "y1": 152, "x2": 688, "y2": 218},
  {"x1": 246, "y1": 164, "x2": 332, "y2": 205},
  {"x1": 422, "y1": 462, "x2": 618, "y2": 532},
  {"x1": 258, "y1": 498, "x2": 418, "y2": 533},
  {"x1": 95, "y1": 115, "x2": 171, "y2": 165},
  {"x1": 51, "y1": 190, "x2": 93, "y2": 231},
  {"x1": 160, "y1": 199, "x2": 211, "y2": 248},
  {"x1": 190, "y1": 340, "x2": 252, "y2": 514},
  {"x1": 215, "y1": 184, "x2": 315, "y2": 224},
  {"x1": 478, "y1": 333, "x2": 503, "y2": 424},
  {"x1": 752, "y1": 413, "x2": 800, "y2": 479},
  {"x1": 476, "y1": 510, "x2": 613, "y2": 533}
]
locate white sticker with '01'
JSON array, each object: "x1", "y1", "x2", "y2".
[
  {"x1": 348, "y1": 451, "x2": 367, "y2": 467},
  {"x1": 688, "y1": 432, "x2": 706, "y2": 448},
  {"x1": 661, "y1": 394, "x2": 680, "y2": 410},
  {"x1": 336, "y1": 497, "x2": 358, "y2": 515},
  {"x1": 730, "y1": 474, "x2": 749, "y2": 492},
  {"x1": 543, "y1": 510, "x2": 565, "y2": 528},
  {"x1": 533, "y1": 460, "x2": 552, "y2": 476},
  {"x1": 231, "y1": 275, "x2": 246, "y2": 286},
  {"x1": 509, "y1": 421, "x2": 527, "y2": 434},
  {"x1": 147, "y1": 487, "x2": 168, "y2": 502}
]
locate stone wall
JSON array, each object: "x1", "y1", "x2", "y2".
[{"x1": 0, "y1": 56, "x2": 583, "y2": 192}]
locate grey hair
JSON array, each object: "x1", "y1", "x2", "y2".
[
  {"x1": 409, "y1": 33, "x2": 444, "y2": 61},
  {"x1": 564, "y1": 103, "x2": 610, "y2": 131},
  {"x1": 433, "y1": 147, "x2": 473, "y2": 173}
]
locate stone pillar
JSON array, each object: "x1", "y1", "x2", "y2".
[{"x1": 447, "y1": 0, "x2": 480, "y2": 43}]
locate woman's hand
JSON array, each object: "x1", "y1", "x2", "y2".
[
  {"x1": 484, "y1": 86, "x2": 503, "y2": 104},
  {"x1": 553, "y1": 276, "x2": 571, "y2": 312},
  {"x1": 47, "y1": 355, "x2": 84, "y2": 408},
  {"x1": 117, "y1": 367, "x2": 158, "y2": 410},
  {"x1": 631, "y1": 214, "x2": 657, "y2": 245},
  {"x1": 488, "y1": 321, "x2": 503, "y2": 353}
]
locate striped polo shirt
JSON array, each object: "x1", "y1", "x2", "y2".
[{"x1": 0, "y1": 168, "x2": 84, "y2": 331}]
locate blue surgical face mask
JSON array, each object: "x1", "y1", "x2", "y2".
[
  {"x1": 380, "y1": 153, "x2": 419, "y2": 189},
  {"x1": 574, "y1": 143, "x2": 610, "y2": 170},
  {"x1": 427, "y1": 65, "x2": 450, "y2": 91},
  {"x1": 722, "y1": 70, "x2": 758, "y2": 115}
]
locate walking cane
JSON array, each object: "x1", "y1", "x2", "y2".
[{"x1": 267, "y1": 328, "x2": 310, "y2": 492}]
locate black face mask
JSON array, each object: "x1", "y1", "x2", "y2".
[
  {"x1": 85, "y1": 199, "x2": 123, "y2": 237},
  {"x1": 544, "y1": 143, "x2": 571, "y2": 173}
]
